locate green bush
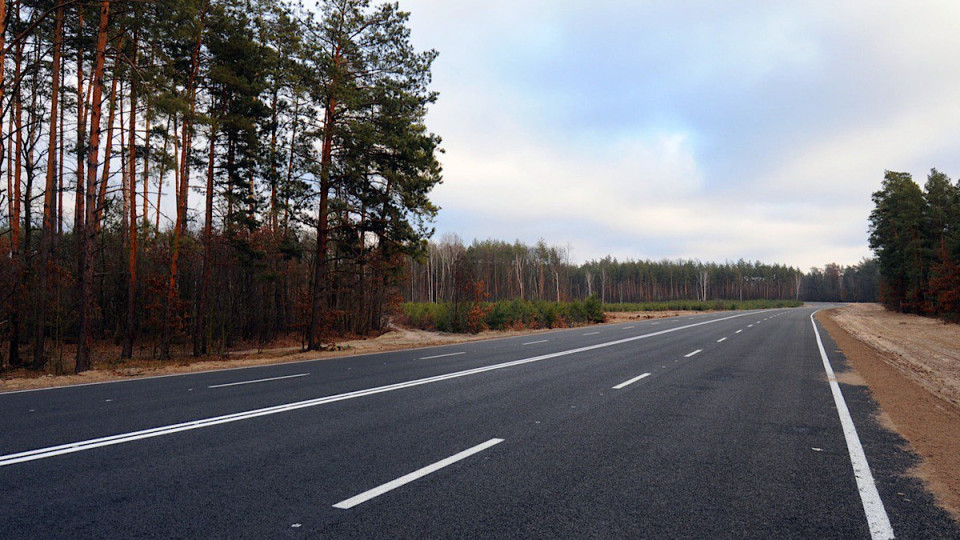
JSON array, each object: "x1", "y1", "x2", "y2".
[
  {"x1": 398, "y1": 298, "x2": 798, "y2": 334},
  {"x1": 602, "y1": 299, "x2": 802, "y2": 312}
]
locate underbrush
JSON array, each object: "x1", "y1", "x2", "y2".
[
  {"x1": 399, "y1": 297, "x2": 606, "y2": 333},
  {"x1": 602, "y1": 299, "x2": 803, "y2": 312}
]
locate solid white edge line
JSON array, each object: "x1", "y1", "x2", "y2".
[
  {"x1": 0, "y1": 310, "x2": 767, "y2": 467},
  {"x1": 332, "y1": 438, "x2": 504, "y2": 509},
  {"x1": 810, "y1": 311, "x2": 894, "y2": 540},
  {"x1": 684, "y1": 349, "x2": 702, "y2": 358},
  {"x1": 612, "y1": 372, "x2": 651, "y2": 390},
  {"x1": 521, "y1": 340, "x2": 549, "y2": 346},
  {"x1": 419, "y1": 352, "x2": 466, "y2": 360},
  {"x1": 208, "y1": 373, "x2": 309, "y2": 389}
]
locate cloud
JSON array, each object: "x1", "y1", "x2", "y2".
[{"x1": 401, "y1": 0, "x2": 960, "y2": 268}]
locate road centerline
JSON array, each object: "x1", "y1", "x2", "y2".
[
  {"x1": 332, "y1": 438, "x2": 504, "y2": 509},
  {"x1": 419, "y1": 352, "x2": 466, "y2": 360},
  {"x1": 612, "y1": 373, "x2": 651, "y2": 390},
  {"x1": 207, "y1": 373, "x2": 309, "y2": 389}
]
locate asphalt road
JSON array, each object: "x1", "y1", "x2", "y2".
[{"x1": 1, "y1": 305, "x2": 957, "y2": 538}]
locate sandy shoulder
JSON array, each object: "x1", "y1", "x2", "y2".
[
  {"x1": 820, "y1": 304, "x2": 960, "y2": 520},
  {"x1": 826, "y1": 303, "x2": 960, "y2": 410}
]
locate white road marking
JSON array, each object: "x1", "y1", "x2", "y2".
[
  {"x1": 419, "y1": 352, "x2": 466, "y2": 360},
  {"x1": 522, "y1": 340, "x2": 548, "y2": 346},
  {"x1": 684, "y1": 349, "x2": 702, "y2": 358},
  {"x1": 0, "y1": 311, "x2": 761, "y2": 468},
  {"x1": 811, "y1": 311, "x2": 894, "y2": 540},
  {"x1": 612, "y1": 373, "x2": 651, "y2": 389},
  {"x1": 333, "y1": 438, "x2": 504, "y2": 509},
  {"x1": 716, "y1": 337, "x2": 727, "y2": 343},
  {"x1": 651, "y1": 322, "x2": 660, "y2": 325},
  {"x1": 736, "y1": 330, "x2": 743, "y2": 334},
  {"x1": 622, "y1": 326, "x2": 635, "y2": 329},
  {"x1": 748, "y1": 324, "x2": 754, "y2": 328},
  {"x1": 583, "y1": 331, "x2": 600, "y2": 336},
  {"x1": 208, "y1": 373, "x2": 309, "y2": 389}
]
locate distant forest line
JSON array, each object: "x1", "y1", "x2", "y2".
[{"x1": 404, "y1": 235, "x2": 878, "y2": 307}]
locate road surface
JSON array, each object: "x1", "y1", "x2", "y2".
[{"x1": 1, "y1": 305, "x2": 957, "y2": 538}]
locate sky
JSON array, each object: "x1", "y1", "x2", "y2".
[{"x1": 397, "y1": 0, "x2": 960, "y2": 270}]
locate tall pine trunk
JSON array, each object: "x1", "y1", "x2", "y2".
[
  {"x1": 308, "y1": 47, "x2": 340, "y2": 350},
  {"x1": 5, "y1": 0, "x2": 22, "y2": 368},
  {"x1": 31, "y1": 5, "x2": 64, "y2": 370},
  {"x1": 161, "y1": 4, "x2": 207, "y2": 359},
  {"x1": 122, "y1": 33, "x2": 139, "y2": 359},
  {"x1": 195, "y1": 119, "x2": 217, "y2": 357},
  {"x1": 93, "y1": 62, "x2": 119, "y2": 235},
  {"x1": 76, "y1": 1, "x2": 110, "y2": 374}
]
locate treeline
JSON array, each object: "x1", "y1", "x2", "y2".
[
  {"x1": 802, "y1": 259, "x2": 879, "y2": 303},
  {"x1": 404, "y1": 235, "x2": 877, "y2": 305},
  {"x1": 869, "y1": 169, "x2": 960, "y2": 318},
  {"x1": 0, "y1": 0, "x2": 442, "y2": 372}
]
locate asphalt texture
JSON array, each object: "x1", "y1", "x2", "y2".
[{"x1": 1, "y1": 305, "x2": 958, "y2": 538}]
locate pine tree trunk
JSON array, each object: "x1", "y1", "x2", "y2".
[
  {"x1": 161, "y1": 5, "x2": 207, "y2": 359},
  {"x1": 76, "y1": 0, "x2": 110, "y2": 374},
  {"x1": 308, "y1": 90, "x2": 337, "y2": 350},
  {"x1": 93, "y1": 62, "x2": 120, "y2": 235},
  {"x1": 31, "y1": 5, "x2": 64, "y2": 371},
  {"x1": 5, "y1": 0, "x2": 21, "y2": 368},
  {"x1": 74, "y1": 7, "x2": 87, "y2": 292},
  {"x1": 141, "y1": 97, "x2": 151, "y2": 229},
  {"x1": 195, "y1": 120, "x2": 216, "y2": 357},
  {"x1": 156, "y1": 116, "x2": 170, "y2": 232},
  {"x1": 122, "y1": 33, "x2": 139, "y2": 359}
]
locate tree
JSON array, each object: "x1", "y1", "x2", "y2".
[
  {"x1": 869, "y1": 171, "x2": 928, "y2": 313},
  {"x1": 76, "y1": 0, "x2": 111, "y2": 373},
  {"x1": 305, "y1": 0, "x2": 439, "y2": 349}
]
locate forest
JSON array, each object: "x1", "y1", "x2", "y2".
[
  {"x1": 0, "y1": 0, "x2": 885, "y2": 375},
  {"x1": 0, "y1": 0, "x2": 442, "y2": 372},
  {"x1": 869, "y1": 169, "x2": 960, "y2": 319}
]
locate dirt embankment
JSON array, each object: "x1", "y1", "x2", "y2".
[{"x1": 820, "y1": 304, "x2": 960, "y2": 519}]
